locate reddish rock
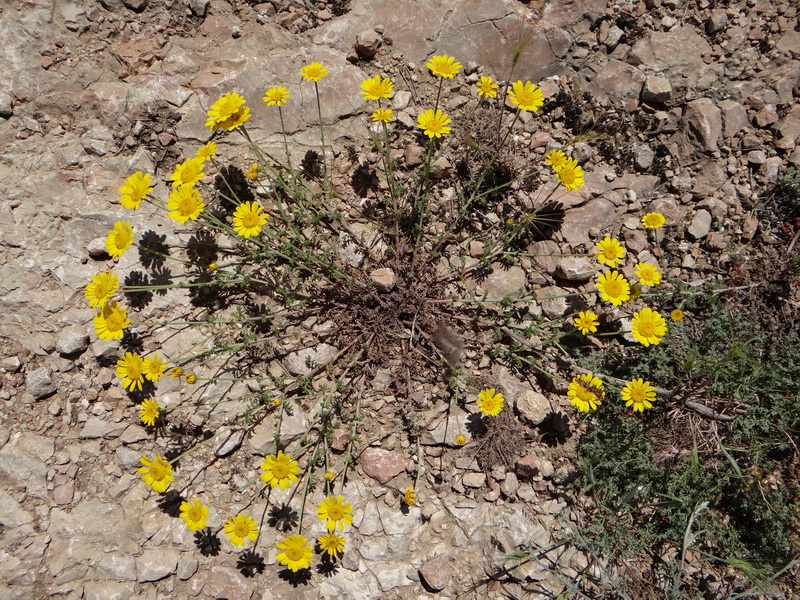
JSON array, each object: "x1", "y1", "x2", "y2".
[
  {"x1": 685, "y1": 98, "x2": 722, "y2": 151},
  {"x1": 419, "y1": 554, "x2": 454, "y2": 592},
  {"x1": 590, "y1": 59, "x2": 646, "y2": 102},
  {"x1": 360, "y1": 447, "x2": 407, "y2": 484}
]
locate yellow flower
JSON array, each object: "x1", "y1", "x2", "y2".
[
  {"x1": 117, "y1": 352, "x2": 145, "y2": 392},
  {"x1": 167, "y1": 183, "x2": 205, "y2": 224},
  {"x1": 545, "y1": 149, "x2": 568, "y2": 171},
  {"x1": 670, "y1": 309, "x2": 685, "y2": 322},
  {"x1": 208, "y1": 262, "x2": 218, "y2": 271},
  {"x1": 567, "y1": 373, "x2": 605, "y2": 412},
  {"x1": 508, "y1": 80, "x2": 544, "y2": 112},
  {"x1": 360, "y1": 75, "x2": 394, "y2": 100},
  {"x1": 119, "y1": 171, "x2": 153, "y2": 210},
  {"x1": 185, "y1": 373, "x2": 197, "y2": 384},
  {"x1": 139, "y1": 398, "x2": 160, "y2": 427},
  {"x1": 169, "y1": 156, "x2": 205, "y2": 188},
  {"x1": 596, "y1": 270, "x2": 631, "y2": 306},
  {"x1": 244, "y1": 163, "x2": 259, "y2": 181},
  {"x1": 641, "y1": 212, "x2": 666, "y2": 229},
  {"x1": 318, "y1": 532, "x2": 346, "y2": 556},
  {"x1": 205, "y1": 92, "x2": 251, "y2": 131},
  {"x1": 85, "y1": 270, "x2": 119, "y2": 308},
  {"x1": 260, "y1": 450, "x2": 300, "y2": 490},
  {"x1": 455, "y1": 434, "x2": 467, "y2": 445},
  {"x1": 318, "y1": 495, "x2": 353, "y2": 531},
  {"x1": 477, "y1": 388, "x2": 505, "y2": 416},
  {"x1": 224, "y1": 513, "x2": 259, "y2": 547},
  {"x1": 195, "y1": 141, "x2": 217, "y2": 161},
  {"x1": 476, "y1": 75, "x2": 498, "y2": 98},
  {"x1": 143, "y1": 353, "x2": 167, "y2": 382},
  {"x1": 417, "y1": 108, "x2": 452, "y2": 138},
  {"x1": 555, "y1": 157, "x2": 585, "y2": 191},
  {"x1": 168, "y1": 366, "x2": 184, "y2": 379},
  {"x1": 426, "y1": 54, "x2": 462, "y2": 78},
  {"x1": 232, "y1": 201, "x2": 268, "y2": 238},
  {"x1": 277, "y1": 534, "x2": 313, "y2": 572},
  {"x1": 300, "y1": 62, "x2": 327, "y2": 81},
  {"x1": 371, "y1": 108, "x2": 394, "y2": 123},
  {"x1": 595, "y1": 237, "x2": 626, "y2": 267},
  {"x1": 403, "y1": 486, "x2": 416, "y2": 506},
  {"x1": 574, "y1": 310, "x2": 599, "y2": 335},
  {"x1": 138, "y1": 454, "x2": 174, "y2": 493},
  {"x1": 180, "y1": 497, "x2": 209, "y2": 532},
  {"x1": 634, "y1": 262, "x2": 661, "y2": 287},
  {"x1": 629, "y1": 282, "x2": 642, "y2": 300},
  {"x1": 93, "y1": 301, "x2": 130, "y2": 341},
  {"x1": 324, "y1": 471, "x2": 336, "y2": 481},
  {"x1": 631, "y1": 307, "x2": 667, "y2": 347},
  {"x1": 621, "y1": 378, "x2": 656, "y2": 412},
  {"x1": 272, "y1": 398, "x2": 282, "y2": 407},
  {"x1": 106, "y1": 220, "x2": 134, "y2": 258},
  {"x1": 263, "y1": 86, "x2": 291, "y2": 106}
]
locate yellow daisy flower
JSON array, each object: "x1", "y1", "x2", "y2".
[
  {"x1": 85, "y1": 270, "x2": 119, "y2": 308},
  {"x1": 631, "y1": 308, "x2": 667, "y2": 347},
  {"x1": 555, "y1": 157, "x2": 585, "y2": 191},
  {"x1": 567, "y1": 373, "x2": 605, "y2": 412},
  {"x1": 476, "y1": 388, "x2": 505, "y2": 416},
  {"x1": 260, "y1": 450, "x2": 300, "y2": 490},
  {"x1": 117, "y1": 352, "x2": 145, "y2": 392},
  {"x1": 670, "y1": 309, "x2": 685, "y2": 322},
  {"x1": 455, "y1": 434, "x2": 467, "y2": 445},
  {"x1": 106, "y1": 220, "x2": 134, "y2": 258},
  {"x1": 138, "y1": 454, "x2": 174, "y2": 493},
  {"x1": 143, "y1": 353, "x2": 167, "y2": 382},
  {"x1": 224, "y1": 513, "x2": 259, "y2": 547},
  {"x1": 634, "y1": 262, "x2": 661, "y2": 287},
  {"x1": 426, "y1": 54, "x2": 462, "y2": 78},
  {"x1": 179, "y1": 497, "x2": 209, "y2": 532},
  {"x1": 93, "y1": 301, "x2": 130, "y2": 341},
  {"x1": 476, "y1": 75, "x2": 498, "y2": 98},
  {"x1": 277, "y1": 534, "x2": 313, "y2": 572},
  {"x1": 205, "y1": 92, "x2": 251, "y2": 131},
  {"x1": 167, "y1": 183, "x2": 204, "y2": 224},
  {"x1": 232, "y1": 201, "x2": 268, "y2": 238},
  {"x1": 139, "y1": 398, "x2": 160, "y2": 427},
  {"x1": 119, "y1": 171, "x2": 153, "y2": 210},
  {"x1": 641, "y1": 212, "x2": 666, "y2": 229},
  {"x1": 317, "y1": 495, "x2": 353, "y2": 531},
  {"x1": 595, "y1": 237, "x2": 626, "y2": 267},
  {"x1": 417, "y1": 108, "x2": 452, "y2": 138},
  {"x1": 169, "y1": 157, "x2": 205, "y2": 188},
  {"x1": 574, "y1": 310, "x2": 599, "y2": 335},
  {"x1": 545, "y1": 149, "x2": 568, "y2": 171},
  {"x1": 263, "y1": 86, "x2": 291, "y2": 106},
  {"x1": 317, "y1": 532, "x2": 346, "y2": 556},
  {"x1": 300, "y1": 62, "x2": 327, "y2": 81},
  {"x1": 508, "y1": 80, "x2": 544, "y2": 112},
  {"x1": 360, "y1": 75, "x2": 394, "y2": 100},
  {"x1": 371, "y1": 108, "x2": 394, "y2": 123},
  {"x1": 168, "y1": 366, "x2": 184, "y2": 379},
  {"x1": 195, "y1": 141, "x2": 217, "y2": 161},
  {"x1": 244, "y1": 163, "x2": 259, "y2": 181},
  {"x1": 403, "y1": 486, "x2": 416, "y2": 506},
  {"x1": 185, "y1": 373, "x2": 197, "y2": 384},
  {"x1": 596, "y1": 270, "x2": 631, "y2": 306},
  {"x1": 621, "y1": 378, "x2": 656, "y2": 412}
]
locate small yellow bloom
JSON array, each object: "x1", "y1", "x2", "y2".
[
  {"x1": 670, "y1": 309, "x2": 685, "y2": 322},
  {"x1": 455, "y1": 434, "x2": 467, "y2": 445},
  {"x1": 106, "y1": 220, "x2": 134, "y2": 259},
  {"x1": 263, "y1": 86, "x2": 291, "y2": 106},
  {"x1": 476, "y1": 75, "x2": 498, "y2": 98},
  {"x1": 300, "y1": 62, "x2": 327, "y2": 81},
  {"x1": 138, "y1": 454, "x2": 174, "y2": 493},
  {"x1": 277, "y1": 534, "x2": 313, "y2": 571},
  {"x1": 180, "y1": 497, "x2": 209, "y2": 532},
  {"x1": 508, "y1": 80, "x2": 544, "y2": 112},
  {"x1": 596, "y1": 270, "x2": 631, "y2": 306},
  {"x1": 545, "y1": 149, "x2": 568, "y2": 171},
  {"x1": 224, "y1": 513, "x2": 259, "y2": 547},
  {"x1": 167, "y1": 183, "x2": 205, "y2": 224},
  {"x1": 208, "y1": 262, "x2": 218, "y2": 271},
  {"x1": 371, "y1": 108, "x2": 394, "y2": 123},
  {"x1": 426, "y1": 54, "x2": 462, "y2": 78},
  {"x1": 403, "y1": 486, "x2": 416, "y2": 506},
  {"x1": 139, "y1": 398, "x2": 160, "y2": 427},
  {"x1": 232, "y1": 201, "x2": 268, "y2": 238},
  {"x1": 205, "y1": 92, "x2": 251, "y2": 131},
  {"x1": 417, "y1": 108, "x2": 452, "y2": 138},
  {"x1": 360, "y1": 75, "x2": 394, "y2": 100},
  {"x1": 318, "y1": 532, "x2": 346, "y2": 556},
  {"x1": 119, "y1": 171, "x2": 153, "y2": 210},
  {"x1": 641, "y1": 212, "x2": 666, "y2": 229},
  {"x1": 324, "y1": 471, "x2": 336, "y2": 481},
  {"x1": 185, "y1": 373, "x2": 197, "y2": 384},
  {"x1": 143, "y1": 353, "x2": 167, "y2": 382},
  {"x1": 631, "y1": 308, "x2": 667, "y2": 347},
  {"x1": 477, "y1": 388, "x2": 505, "y2": 416},
  {"x1": 260, "y1": 450, "x2": 300, "y2": 490},
  {"x1": 595, "y1": 237, "x2": 626, "y2": 268},
  {"x1": 244, "y1": 163, "x2": 259, "y2": 181},
  {"x1": 567, "y1": 373, "x2": 605, "y2": 412},
  {"x1": 93, "y1": 301, "x2": 130, "y2": 341},
  {"x1": 272, "y1": 398, "x2": 282, "y2": 407},
  {"x1": 169, "y1": 156, "x2": 205, "y2": 188},
  {"x1": 195, "y1": 141, "x2": 217, "y2": 161},
  {"x1": 555, "y1": 157, "x2": 585, "y2": 191},
  {"x1": 621, "y1": 378, "x2": 656, "y2": 412},
  {"x1": 168, "y1": 366, "x2": 184, "y2": 379},
  {"x1": 117, "y1": 352, "x2": 145, "y2": 392},
  {"x1": 574, "y1": 310, "x2": 600, "y2": 335},
  {"x1": 634, "y1": 262, "x2": 661, "y2": 287},
  {"x1": 85, "y1": 271, "x2": 119, "y2": 308},
  {"x1": 317, "y1": 495, "x2": 353, "y2": 531}
]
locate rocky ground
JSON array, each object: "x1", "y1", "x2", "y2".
[{"x1": 0, "y1": 0, "x2": 799, "y2": 599}]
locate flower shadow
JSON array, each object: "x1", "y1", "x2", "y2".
[
  {"x1": 267, "y1": 503, "x2": 299, "y2": 532},
  {"x1": 194, "y1": 528, "x2": 222, "y2": 557},
  {"x1": 278, "y1": 567, "x2": 313, "y2": 586},
  {"x1": 236, "y1": 550, "x2": 266, "y2": 577}
]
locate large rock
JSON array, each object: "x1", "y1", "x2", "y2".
[
  {"x1": 419, "y1": 553, "x2": 453, "y2": 592},
  {"x1": 360, "y1": 447, "x2": 407, "y2": 484},
  {"x1": 25, "y1": 367, "x2": 56, "y2": 399},
  {"x1": 629, "y1": 26, "x2": 721, "y2": 90},
  {"x1": 590, "y1": 59, "x2": 646, "y2": 102},
  {"x1": 685, "y1": 98, "x2": 722, "y2": 152},
  {"x1": 560, "y1": 198, "x2": 618, "y2": 246},
  {"x1": 481, "y1": 265, "x2": 526, "y2": 301}
]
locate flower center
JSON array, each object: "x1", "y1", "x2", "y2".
[
  {"x1": 286, "y1": 546, "x2": 304, "y2": 561},
  {"x1": 188, "y1": 507, "x2": 203, "y2": 521},
  {"x1": 631, "y1": 388, "x2": 646, "y2": 402},
  {"x1": 150, "y1": 463, "x2": 167, "y2": 481},
  {"x1": 272, "y1": 463, "x2": 289, "y2": 479},
  {"x1": 233, "y1": 522, "x2": 249, "y2": 537},
  {"x1": 242, "y1": 212, "x2": 259, "y2": 228},
  {"x1": 327, "y1": 505, "x2": 344, "y2": 520},
  {"x1": 127, "y1": 364, "x2": 142, "y2": 380},
  {"x1": 179, "y1": 197, "x2": 195, "y2": 214},
  {"x1": 106, "y1": 313, "x2": 123, "y2": 331},
  {"x1": 638, "y1": 321, "x2": 655, "y2": 336},
  {"x1": 605, "y1": 280, "x2": 622, "y2": 296}
]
